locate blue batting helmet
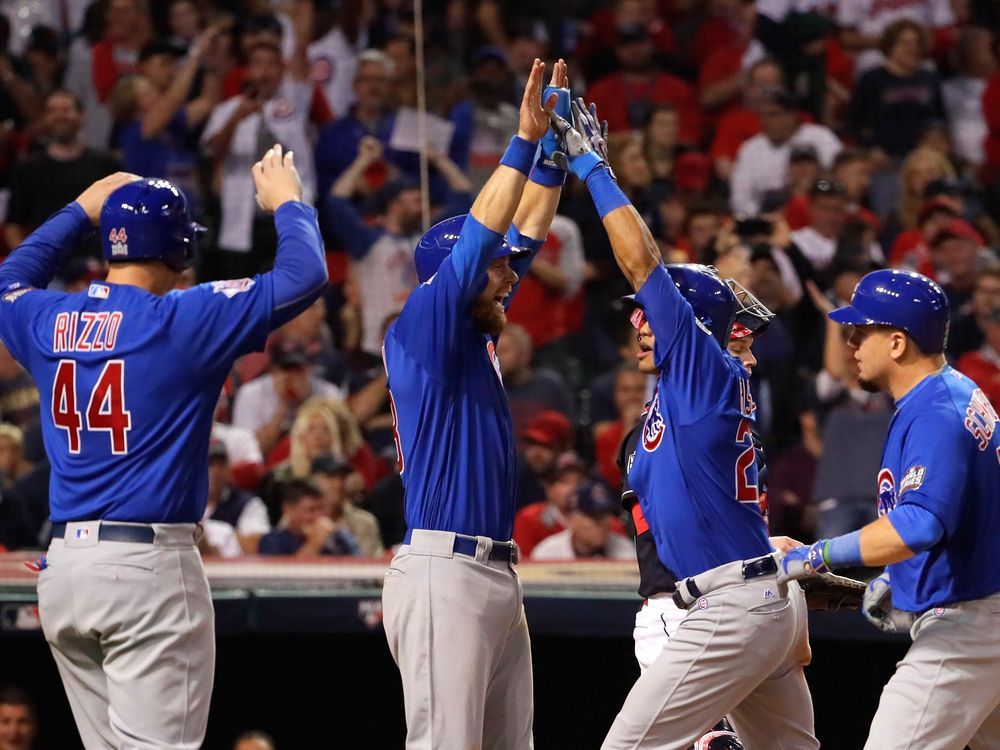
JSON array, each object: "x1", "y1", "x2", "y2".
[
  {"x1": 666, "y1": 264, "x2": 738, "y2": 347},
  {"x1": 100, "y1": 178, "x2": 205, "y2": 272},
  {"x1": 414, "y1": 214, "x2": 530, "y2": 283},
  {"x1": 828, "y1": 269, "x2": 949, "y2": 353}
]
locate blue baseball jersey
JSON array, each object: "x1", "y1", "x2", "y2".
[
  {"x1": 626, "y1": 265, "x2": 771, "y2": 579},
  {"x1": 0, "y1": 201, "x2": 323, "y2": 524},
  {"x1": 383, "y1": 216, "x2": 537, "y2": 541},
  {"x1": 878, "y1": 366, "x2": 1000, "y2": 612}
]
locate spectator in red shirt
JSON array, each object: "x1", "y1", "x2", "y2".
[
  {"x1": 889, "y1": 195, "x2": 961, "y2": 278},
  {"x1": 513, "y1": 451, "x2": 587, "y2": 558},
  {"x1": 515, "y1": 410, "x2": 574, "y2": 510},
  {"x1": 584, "y1": 23, "x2": 701, "y2": 145},
  {"x1": 642, "y1": 104, "x2": 681, "y2": 187},
  {"x1": 952, "y1": 269, "x2": 1000, "y2": 363},
  {"x1": 698, "y1": 0, "x2": 765, "y2": 122},
  {"x1": 675, "y1": 204, "x2": 723, "y2": 263},
  {"x1": 710, "y1": 57, "x2": 785, "y2": 181},
  {"x1": 593, "y1": 362, "x2": 648, "y2": 489},
  {"x1": 577, "y1": 0, "x2": 676, "y2": 83}
]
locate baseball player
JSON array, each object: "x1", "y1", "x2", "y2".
[
  {"x1": 0, "y1": 144, "x2": 326, "y2": 749},
  {"x1": 553, "y1": 100, "x2": 818, "y2": 749},
  {"x1": 380, "y1": 59, "x2": 568, "y2": 749},
  {"x1": 778, "y1": 269, "x2": 1000, "y2": 750}
]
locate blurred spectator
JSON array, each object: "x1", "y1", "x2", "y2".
[
  {"x1": 676, "y1": 203, "x2": 723, "y2": 263},
  {"x1": 531, "y1": 480, "x2": 634, "y2": 561},
  {"x1": 307, "y1": 4, "x2": 369, "y2": 119},
  {"x1": 202, "y1": 24, "x2": 315, "y2": 279},
  {"x1": 506, "y1": 214, "x2": 585, "y2": 366},
  {"x1": 514, "y1": 451, "x2": 587, "y2": 558},
  {"x1": 365, "y1": 468, "x2": 406, "y2": 549},
  {"x1": 697, "y1": 0, "x2": 766, "y2": 119},
  {"x1": 0, "y1": 342, "x2": 37, "y2": 429},
  {"x1": 942, "y1": 27, "x2": 995, "y2": 171},
  {"x1": 577, "y1": 0, "x2": 676, "y2": 83},
  {"x1": 465, "y1": 46, "x2": 519, "y2": 191},
  {"x1": 730, "y1": 89, "x2": 841, "y2": 215},
  {"x1": 20, "y1": 26, "x2": 64, "y2": 100},
  {"x1": 790, "y1": 179, "x2": 848, "y2": 272},
  {"x1": 515, "y1": 410, "x2": 573, "y2": 510},
  {"x1": 497, "y1": 323, "x2": 574, "y2": 436},
  {"x1": 166, "y1": 0, "x2": 206, "y2": 51},
  {"x1": 197, "y1": 516, "x2": 242, "y2": 558},
  {"x1": 584, "y1": 23, "x2": 700, "y2": 145},
  {"x1": 592, "y1": 362, "x2": 648, "y2": 489},
  {"x1": 604, "y1": 132, "x2": 662, "y2": 239},
  {"x1": 259, "y1": 478, "x2": 360, "y2": 556},
  {"x1": 956, "y1": 272, "x2": 1000, "y2": 405},
  {"x1": 931, "y1": 218, "x2": 999, "y2": 317},
  {"x1": 641, "y1": 104, "x2": 680, "y2": 187},
  {"x1": 832, "y1": 148, "x2": 879, "y2": 229},
  {"x1": 950, "y1": 268, "x2": 1000, "y2": 361},
  {"x1": 886, "y1": 145, "x2": 956, "y2": 241},
  {"x1": 311, "y1": 454, "x2": 384, "y2": 557},
  {"x1": 313, "y1": 49, "x2": 394, "y2": 198},
  {"x1": 204, "y1": 440, "x2": 270, "y2": 553},
  {"x1": 323, "y1": 140, "x2": 470, "y2": 358},
  {"x1": 0, "y1": 686, "x2": 36, "y2": 750},
  {"x1": 836, "y1": 0, "x2": 954, "y2": 77},
  {"x1": 233, "y1": 731, "x2": 276, "y2": 750},
  {"x1": 4, "y1": 89, "x2": 119, "y2": 267},
  {"x1": 709, "y1": 56, "x2": 786, "y2": 181},
  {"x1": 849, "y1": 21, "x2": 945, "y2": 177},
  {"x1": 781, "y1": 144, "x2": 822, "y2": 220},
  {"x1": 803, "y1": 282, "x2": 892, "y2": 538},
  {"x1": 889, "y1": 194, "x2": 961, "y2": 278},
  {"x1": 65, "y1": 0, "x2": 153, "y2": 148},
  {"x1": 113, "y1": 31, "x2": 221, "y2": 208},
  {"x1": 0, "y1": 423, "x2": 29, "y2": 487},
  {"x1": 231, "y1": 340, "x2": 344, "y2": 457}
]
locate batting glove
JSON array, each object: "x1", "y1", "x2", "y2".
[
  {"x1": 572, "y1": 97, "x2": 612, "y2": 172},
  {"x1": 777, "y1": 540, "x2": 830, "y2": 584},
  {"x1": 548, "y1": 108, "x2": 605, "y2": 182},
  {"x1": 862, "y1": 570, "x2": 916, "y2": 633},
  {"x1": 533, "y1": 85, "x2": 571, "y2": 182}
]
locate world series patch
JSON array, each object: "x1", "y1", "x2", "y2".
[{"x1": 899, "y1": 465, "x2": 926, "y2": 495}]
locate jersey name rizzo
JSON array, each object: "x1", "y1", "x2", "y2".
[{"x1": 53, "y1": 311, "x2": 123, "y2": 353}]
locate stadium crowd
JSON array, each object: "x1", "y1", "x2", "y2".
[{"x1": 0, "y1": 0, "x2": 998, "y2": 571}]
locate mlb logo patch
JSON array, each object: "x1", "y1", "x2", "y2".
[
  {"x1": 74, "y1": 527, "x2": 90, "y2": 540},
  {"x1": 899, "y1": 465, "x2": 926, "y2": 495},
  {"x1": 88, "y1": 283, "x2": 110, "y2": 299}
]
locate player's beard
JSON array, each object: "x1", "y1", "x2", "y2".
[
  {"x1": 857, "y1": 376, "x2": 881, "y2": 393},
  {"x1": 471, "y1": 298, "x2": 507, "y2": 337}
]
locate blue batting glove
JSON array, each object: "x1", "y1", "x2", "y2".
[
  {"x1": 532, "y1": 86, "x2": 571, "y2": 186},
  {"x1": 548, "y1": 110, "x2": 605, "y2": 181},
  {"x1": 777, "y1": 540, "x2": 830, "y2": 583}
]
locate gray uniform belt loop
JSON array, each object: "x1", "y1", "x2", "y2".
[
  {"x1": 673, "y1": 553, "x2": 779, "y2": 610},
  {"x1": 52, "y1": 522, "x2": 156, "y2": 544}
]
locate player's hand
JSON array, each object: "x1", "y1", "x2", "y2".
[
  {"x1": 548, "y1": 107, "x2": 605, "y2": 182},
  {"x1": 862, "y1": 570, "x2": 916, "y2": 633},
  {"x1": 75, "y1": 172, "x2": 144, "y2": 225},
  {"x1": 776, "y1": 540, "x2": 830, "y2": 584},
  {"x1": 572, "y1": 97, "x2": 611, "y2": 166},
  {"x1": 517, "y1": 58, "x2": 555, "y2": 143},
  {"x1": 537, "y1": 60, "x2": 570, "y2": 171},
  {"x1": 769, "y1": 535, "x2": 804, "y2": 554},
  {"x1": 252, "y1": 143, "x2": 302, "y2": 212}
]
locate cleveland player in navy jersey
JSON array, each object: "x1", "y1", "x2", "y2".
[
  {"x1": 552, "y1": 100, "x2": 818, "y2": 748},
  {"x1": 381, "y1": 60, "x2": 568, "y2": 749},
  {"x1": 778, "y1": 269, "x2": 1000, "y2": 749},
  {"x1": 0, "y1": 145, "x2": 326, "y2": 749}
]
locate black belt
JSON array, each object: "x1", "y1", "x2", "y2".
[
  {"x1": 672, "y1": 554, "x2": 778, "y2": 610},
  {"x1": 51, "y1": 522, "x2": 156, "y2": 544},
  {"x1": 453, "y1": 535, "x2": 515, "y2": 562}
]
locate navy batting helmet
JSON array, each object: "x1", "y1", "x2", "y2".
[
  {"x1": 828, "y1": 269, "x2": 949, "y2": 353},
  {"x1": 414, "y1": 214, "x2": 531, "y2": 284},
  {"x1": 100, "y1": 178, "x2": 204, "y2": 272},
  {"x1": 665, "y1": 264, "x2": 738, "y2": 348}
]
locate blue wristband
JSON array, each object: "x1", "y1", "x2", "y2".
[
  {"x1": 499, "y1": 135, "x2": 537, "y2": 176},
  {"x1": 585, "y1": 166, "x2": 630, "y2": 219},
  {"x1": 824, "y1": 530, "x2": 863, "y2": 568},
  {"x1": 529, "y1": 163, "x2": 567, "y2": 187}
]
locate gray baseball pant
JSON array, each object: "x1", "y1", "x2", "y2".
[
  {"x1": 382, "y1": 529, "x2": 533, "y2": 750},
  {"x1": 865, "y1": 590, "x2": 1000, "y2": 750},
  {"x1": 603, "y1": 561, "x2": 818, "y2": 750},
  {"x1": 37, "y1": 522, "x2": 214, "y2": 750}
]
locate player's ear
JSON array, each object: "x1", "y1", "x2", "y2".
[{"x1": 888, "y1": 331, "x2": 907, "y2": 362}]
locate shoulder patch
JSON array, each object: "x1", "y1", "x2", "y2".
[
  {"x1": 211, "y1": 278, "x2": 255, "y2": 299},
  {"x1": 2, "y1": 283, "x2": 32, "y2": 303},
  {"x1": 88, "y1": 283, "x2": 110, "y2": 299},
  {"x1": 899, "y1": 465, "x2": 926, "y2": 495}
]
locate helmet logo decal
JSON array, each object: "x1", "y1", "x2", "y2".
[
  {"x1": 642, "y1": 390, "x2": 665, "y2": 452},
  {"x1": 108, "y1": 228, "x2": 128, "y2": 257}
]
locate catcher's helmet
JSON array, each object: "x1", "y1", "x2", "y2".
[
  {"x1": 100, "y1": 178, "x2": 204, "y2": 272},
  {"x1": 727, "y1": 278, "x2": 774, "y2": 340},
  {"x1": 414, "y1": 214, "x2": 531, "y2": 283},
  {"x1": 828, "y1": 269, "x2": 949, "y2": 354}
]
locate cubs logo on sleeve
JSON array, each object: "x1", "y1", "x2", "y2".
[
  {"x1": 642, "y1": 390, "x2": 665, "y2": 452},
  {"x1": 877, "y1": 468, "x2": 896, "y2": 516}
]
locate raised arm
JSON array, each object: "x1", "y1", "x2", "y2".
[
  {"x1": 551, "y1": 100, "x2": 661, "y2": 291},
  {"x1": 0, "y1": 172, "x2": 140, "y2": 290},
  {"x1": 252, "y1": 144, "x2": 328, "y2": 328}
]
